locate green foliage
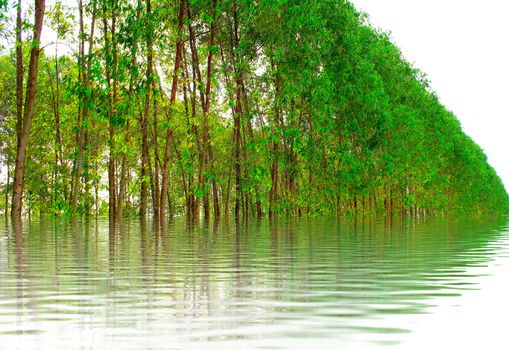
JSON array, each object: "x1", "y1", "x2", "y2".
[{"x1": 0, "y1": 0, "x2": 507, "y2": 219}]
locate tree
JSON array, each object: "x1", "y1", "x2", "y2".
[
  {"x1": 11, "y1": 0, "x2": 46, "y2": 222},
  {"x1": 0, "y1": 0, "x2": 506, "y2": 221}
]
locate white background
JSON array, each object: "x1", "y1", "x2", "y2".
[{"x1": 352, "y1": 0, "x2": 509, "y2": 192}]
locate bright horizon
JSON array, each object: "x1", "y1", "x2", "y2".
[{"x1": 351, "y1": 0, "x2": 509, "y2": 193}]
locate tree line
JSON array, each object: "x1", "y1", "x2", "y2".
[{"x1": 0, "y1": 0, "x2": 507, "y2": 224}]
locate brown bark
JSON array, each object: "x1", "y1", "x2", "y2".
[
  {"x1": 72, "y1": 0, "x2": 85, "y2": 212},
  {"x1": 15, "y1": 0, "x2": 23, "y2": 145},
  {"x1": 110, "y1": 9, "x2": 118, "y2": 222},
  {"x1": 103, "y1": 3, "x2": 117, "y2": 222},
  {"x1": 71, "y1": 0, "x2": 86, "y2": 213},
  {"x1": 186, "y1": 8, "x2": 207, "y2": 220},
  {"x1": 187, "y1": 0, "x2": 220, "y2": 220},
  {"x1": 45, "y1": 59, "x2": 64, "y2": 212},
  {"x1": 147, "y1": 150, "x2": 156, "y2": 213},
  {"x1": 4, "y1": 161, "x2": 9, "y2": 220},
  {"x1": 12, "y1": 0, "x2": 22, "y2": 219},
  {"x1": 231, "y1": 5, "x2": 242, "y2": 220},
  {"x1": 219, "y1": 45, "x2": 237, "y2": 219},
  {"x1": 182, "y1": 63, "x2": 196, "y2": 220},
  {"x1": 118, "y1": 1, "x2": 140, "y2": 219},
  {"x1": 117, "y1": 119, "x2": 130, "y2": 219},
  {"x1": 240, "y1": 72, "x2": 262, "y2": 218},
  {"x1": 160, "y1": 0, "x2": 185, "y2": 223},
  {"x1": 84, "y1": 3, "x2": 97, "y2": 216},
  {"x1": 233, "y1": 79, "x2": 242, "y2": 219},
  {"x1": 140, "y1": 111, "x2": 149, "y2": 218},
  {"x1": 269, "y1": 76, "x2": 280, "y2": 216},
  {"x1": 11, "y1": 0, "x2": 46, "y2": 222},
  {"x1": 140, "y1": 0, "x2": 152, "y2": 218},
  {"x1": 72, "y1": 0, "x2": 96, "y2": 214},
  {"x1": 151, "y1": 99, "x2": 161, "y2": 216},
  {"x1": 186, "y1": 49, "x2": 201, "y2": 220},
  {"x1": 204, "y1": 0, "x2": 219, "y2": 219}
]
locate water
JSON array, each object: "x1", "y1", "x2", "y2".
[{"x1": 0, "y1": 217, "x2": 508, "y2": 349}]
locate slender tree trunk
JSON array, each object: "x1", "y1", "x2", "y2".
[
  {"x1": 117, "y1": 119, "x2": 130, "y2": 219},
  {"x1": 118, "y1": 1, "x2": 138, "y2": 219},
  {"x1": 225, "y1": 159, "x2": 233, "y2": 219},
  {"x1": 148, "y1": 145, "x2": 156, "y2": 214},
  {"x1": 11, "y1": 0, "x2": 45, "y2": 222},
  {"x1": 72, "y1": 0, "x2": 96, "y2": 214},
  {"x1": 203, "y1": 0, "x2": 219, "y2": 219},
  {"x1": 110, "y1": 10, "x2": 118, "y2": 222},
  {"x1": 12, "y1": 0, "x2": 22, "y2": 219},
  {"x1": 139, "y1": 0, "x2": 152, "y2": 218},
  {"x1": 186, "y1": 51, "x2": 201, "y2": 220},
  {"x1": 15, "y1": 0, "x2": 23, "y2": 146},
  {"x1": 45, "y1": 60, "x2": 62, "y2": 214},
  {"x1": 83, "y1": 3, "x2": 96, "y2": 217},
  {"x1": 233, "y1": 84, "x2": 242, "y2": 220},
  {"x1": 189, "y1": 0, "x2": 221, "y2": 221},
  {"x1": 5, "y1": 161, "x2": 9, "y2": 220},
  {"x1": 182, "y1": 64, "x2": 196, "y2": 220},
  {"x1": 219, "y1": 45, "x2": 237, "y2": 220},
  {"x1": 269, "y1": 75, "x2": 280, "y2": 217},
  {"x1": 231, "y1": 6, "x2": 243, "y2": 220},
  {"x1": 160, "y1": 0, "x2": 185, "y2": 223},
  {"x1": 151, "y1": 99, "x2": 161, "y2": 216},
  {"x1": 72, "y1": 0, "x2": 86, "y2": 213},
  {"x1": 95, "y1": 146, "x2": 99, "y2": 217},
  {"x1": 103, "y1": 3, "x2": 117, "y2": 223},
  {"x1": 140, "y1": 114, "x2": 149, "y2": 218},
  {"x1": 269, "y1": 145, "x2": 279, "y2": 217},
  {"x1": 186, "y1": 14, "x2": 205, "y2": 220},
  {"x1": 240, "y1": 73, "x2": 261, "y2": 218}
]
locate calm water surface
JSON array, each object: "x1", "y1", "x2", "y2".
[{"x1": 0, "y1": 217, "x2": 508, "y2": 349}]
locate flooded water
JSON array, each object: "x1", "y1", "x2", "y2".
[{"x1": 0, "y1": 217, "x2": 508, "y2": 349}]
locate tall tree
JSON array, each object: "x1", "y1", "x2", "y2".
[
  {"x1": 160, "y1": 0, "x2": 185, "y2": 223},
  {"x1": 139, "y1": 0, "x2": 152, "y2": 219},
  {"x1": 11, "y1": 0, "x2": 46, "y2": 222},
  {"x1": 0, "y1": 0, "x2": 507, "y2": 220}
]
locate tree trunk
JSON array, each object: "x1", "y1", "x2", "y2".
[
  {"x1": 160, "y1": 0, "x2": 185, "y2": 223},
  {"x1": 103, "y1": 4, "x2": 117, "y2": 223},
  {"x1": 269, "y1": 76, "x2": 281, "y2": 217},
  {"x1": 11, "y1": 0, "x2": 46, "y2": 223},
  {"x1": 72, "y1": 0, "x2": 96, "y2": 214},
  {"x1": 118, "y1": 1, "x2": 139, "y2": 219},
  {"x1": 186, "y1": 13, "x2": 205, "y2": 221},
  {"x1": 140, "y1": 0, "x2": 152, "y2": 219},
  {"x1": 182, "y1": 64, "x2": 196, "y2": 220},
  {"x1": 15, "y1": 0, "x2": 23, "y2": 148},
  {"x1": 195, "y1": 0, "x2": 220, "y2": 221},
  {"x1": 45, "y1": 59, "x2": 63, "y2": 214},
  {"x1": 110, "y1": 11, "x2": 118, "y2": 223},
  {"x1": 140, "y1": 113, "x2": 149, "y2": 218},
  {"x1": 5, "y1": 161, "x2": 9, "y2": 220},
  {"x1": 117, "y1": 119, "x2": 130, "y2": 219},
  {"x1": 151, "y1": 98, "x2": 161, "y2": 216},
  {"x1": 203, "y1": 0, "x2": 219, "y2": 219},
  {"x1": 231, "y1": 6, "x2": 243, "y2": 220}
]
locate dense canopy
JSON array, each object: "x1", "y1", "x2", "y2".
[{"x1": 0, "y1": 0, "x2": 507, "y2": 222}]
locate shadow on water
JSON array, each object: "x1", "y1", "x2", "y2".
[{"x1": 0, "y1": 215, "x2": 507, "y2": 348}]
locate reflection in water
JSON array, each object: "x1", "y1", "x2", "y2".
[{"x1": 0, "y1": 216, "x2": 507, "y2": 349}]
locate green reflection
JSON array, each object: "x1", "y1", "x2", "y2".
[{"x1": 0, "y1": 216, "x2": 507, "y2": 348}]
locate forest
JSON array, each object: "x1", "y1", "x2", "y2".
[{"x1": 0, "y1": 0, "x2": 507, "y2": 223}]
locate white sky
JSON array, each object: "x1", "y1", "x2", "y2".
[{"x1": 351, "y1": 0, "x2": 509, "y2": 192}]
